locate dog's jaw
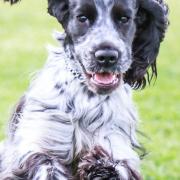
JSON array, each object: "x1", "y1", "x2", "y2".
[{"x1": 65, "y1": 57, "x2": 124, "y2": 94}]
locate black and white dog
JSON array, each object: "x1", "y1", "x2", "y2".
[{"x1": 0, "y1": 0, "x2": 168, "y2": 179}]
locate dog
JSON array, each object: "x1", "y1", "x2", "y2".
[{"x1": 0, "y1": 0, "x2": 168, "y2": 179}]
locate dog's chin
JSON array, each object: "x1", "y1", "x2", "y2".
[{"x1": 86, "y1": 72, "x2": 122, "y2": 95}]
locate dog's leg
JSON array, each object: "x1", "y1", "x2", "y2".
[
  {"x1": 1, "y1": 152, "x2": 70, "y2": 180},
  {"x1": 76, "y1": 134, "x2": 142, "y2": 180}
]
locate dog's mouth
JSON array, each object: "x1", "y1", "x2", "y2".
[{"x1": 86, "y1": 72, "x2": 122, "y2": 94}]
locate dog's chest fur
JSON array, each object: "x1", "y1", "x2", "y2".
[{"x1": 13, "y1": 43, "x2": 138, "y2": 165}]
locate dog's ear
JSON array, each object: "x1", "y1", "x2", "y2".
[
  {"x1": 125, "y1": 0, "x2": 169, "y2": 89},
  {"x1": 48, "y1": 0, "x2": 69, "y2": 28},
  {"x1": 4, "y1": 0, "x2": 21, "y2": 4}
]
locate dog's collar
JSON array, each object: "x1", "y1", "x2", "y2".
[{"x1": 53, "y1": 30, "x2": 85, "y2": 82}]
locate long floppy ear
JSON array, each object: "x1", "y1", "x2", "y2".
[
  {"x1": 125, "y1": 0, "x2": 169, "y2": 89},
  {"x1": 48, "y1": 0, "x2": 69, "y2": 28},
  {"x1": 4, "y1": 0, "x2": 21, "y2": 4}
]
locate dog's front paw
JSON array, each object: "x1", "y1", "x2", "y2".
[
  {"x1": 82, "y1": 163, "x2": 119, "y2": 180},
  {"x1": 76, "y1": 146, "x2": 119, "y2": 180}
]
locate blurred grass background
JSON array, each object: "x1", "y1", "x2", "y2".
[{"x1": 0, "y1": 0, "x2": 179, "y2": 179}]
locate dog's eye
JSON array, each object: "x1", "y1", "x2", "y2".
[
  {"x1": 117, "y1": 16, "x2": 130, "y2": 24},
  {"x1": 77, "y1": 15, "x2": 88, "y2": 23}
]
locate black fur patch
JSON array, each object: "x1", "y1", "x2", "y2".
[
  {"x1": 125, "y1": 0, "x2": 169, "y2": 89},
  {"x1": 4, "y1": 0, "x2": 20, "y2": 4}
]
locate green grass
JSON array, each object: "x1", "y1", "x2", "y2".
[{"x1": 0, "y1": 0, "x2": 179, "y2": 179}]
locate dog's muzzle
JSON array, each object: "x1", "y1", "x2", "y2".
[{"x1": 85, "y1": 48, "x2": 122, "y2": 94}]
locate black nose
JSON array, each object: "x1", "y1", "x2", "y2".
[{"x1": 95, "y1": 49, "x2": 119, "y2": 67}]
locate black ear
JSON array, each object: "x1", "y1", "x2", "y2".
[
  {"x1": 4, "y1": 0, "x2": 21, "y2": 4},
  {"x1": 48, "y1": 0, "x2": 69, "y2": 28},
  {"x1": 125, "y1": 0, "x2": 169, "y2": 89}
]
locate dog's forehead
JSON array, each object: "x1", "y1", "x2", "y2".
[
  {"x1": 70, "y1": 0, "x2": 136, "y2": 10},
  {"x1": 94, "y1": 0, "x2": 136, "y2": 8}
]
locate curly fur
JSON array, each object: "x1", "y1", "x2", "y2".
[{"x1": 1, "y1": 0, "x2": 168, "y2": 179}]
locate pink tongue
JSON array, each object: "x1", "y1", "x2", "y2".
[{"x1": 94, "y1": 73, "x2": 114, "y2": 84}]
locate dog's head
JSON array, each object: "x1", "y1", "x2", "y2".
[
  {"x1": 48, "y1": 0, "x2": 168, "y2": 94},
  {"x1": 5, "y1": 0, "x2": 169, "y2": 94}
]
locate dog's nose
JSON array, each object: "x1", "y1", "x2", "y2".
[{"x1": 95, "y1": 49, "x2": 119, "y2": 67}]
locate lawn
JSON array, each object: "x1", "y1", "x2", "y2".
[{"x1": 0, "y1": 0, "x2": 179, "y2": 179}]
